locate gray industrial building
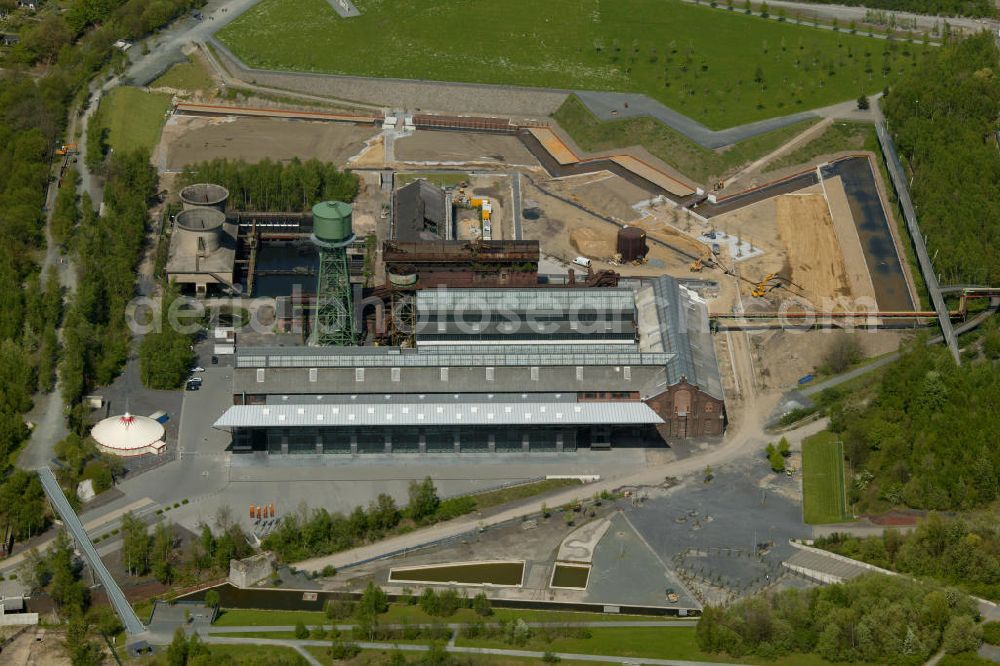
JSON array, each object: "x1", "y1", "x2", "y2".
[
  {"x1": 214, "y1": 276, "x2": 726, "y2": 454},
  {"x1": 391, "y1": 179, "x2": 453, "y2": 241}
]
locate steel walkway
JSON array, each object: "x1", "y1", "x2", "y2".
[
  {"x1": 875, "y1": 121, "x2": 961, "y2": 364},
  {"x1": 38, "y1": 467, "x2": 145, "y2": 636}
]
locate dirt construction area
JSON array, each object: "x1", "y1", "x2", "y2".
[
  {"x1": 709, "y1": 179, "x2": 876, "y2": 307},
  {"x1": 158, "y1": 115, "x2": 378, "y2": 169},
  {"x1": 394, "y1": 130, "x2": 538, "y2": 166},
  {"x1": 775, "y1": 193, "x2": 851, "y2": 300},
  {"x1": 544, "y1": 172, "x2": 654, "y2": 224}
]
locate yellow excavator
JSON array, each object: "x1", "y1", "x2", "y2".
[{"x1": 751, "y1": 273, "x2": 804, "y2": 298}]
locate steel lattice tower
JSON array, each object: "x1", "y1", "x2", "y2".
[{"x1": 310, "y1": 201, "x2": 356, "y2": 346}]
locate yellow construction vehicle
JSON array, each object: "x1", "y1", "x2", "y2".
[
  {"x1": 751, "y1": 273, "x2": 782, "y2": 298},
  {"x1": 690, "y1": 250, "x2": 712, "y2": 272}
]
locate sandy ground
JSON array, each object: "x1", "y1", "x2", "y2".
[
  {"x1": 348, "y1": 133, "x2": 386, "y2": 168},
  {"x1": 522, "y1": 178, "x2": 698, "y2": 276},
  {"x1": 823, "y1": 175, "x2": 877, "y2": 307},
  {"x1": 1, "y1": 627, "x2": 74, "y2": 665},
  {"x1": 775, "y1": 193, "x2": 851, "y2": 301},
  {"x1": 709, "y1": 179, "x2": 872, "y2": 307},
  {"x1": 546, "y1": 172, "x2": 652, "y2": 224},
  {"x1": 751, "y1": 328, "x2": 911, "y2": 390},
  {"x1": 394, "y1": 130, "x2": 538, "y2": 166},
  {"x1": 160, "y1": 115, "x2": 378, "y2": 169}
]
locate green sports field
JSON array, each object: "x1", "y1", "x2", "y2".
[
  {"x1": 217, "y1": 0, "x2": 926, "y2": 129},
  {"x1": 801, "y1": 431, "x2": 850, "y2": 525},
  {"x1": 94, "y1": 87, "x2": 172, "y2": 155}
]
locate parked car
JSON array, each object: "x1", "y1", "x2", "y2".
[
  {"x1": 187, "y1": 376, "x2": 203, "y2": 385},
  {"x1": 192, "y1": 366, "x2": 205, "y2": 372},
  {"x1": 185, "y1": 381, "x2": 200, "y2": 391},
  {"x1": 211, "y1": 356, "x2": 218, "y2": 365}
]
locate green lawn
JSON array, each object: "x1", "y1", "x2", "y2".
[
  {"x1": 214, "y1": 608, "x2": 328, "y2": 627},
  {"x1": 801, "y1": 431, "x2": 850, "y2": 524},
  {"x1": 307, "y1": 646, "x2": 619, "y2": 665},
  {"x1": 218, "y1": 0, "x2": 925, "y2": 129},
  {"x1": 554, "y1": 95, "x2": 816, "y2": 183},
  {"x1": 456, "y1": 626, "x2": 848, "y2": 665},
  {"x1": 95, "y1": 87, "x2": 172, "y2": 154},
  {"x1": 763, "y1": 120, "x2": 873, "y2": 172},
  {"x1": 152, "y1": 55, "x2": 215, "y2": 91},
  {"x1": 199, "y1": 645, "x2": 307, "y2": 664}
]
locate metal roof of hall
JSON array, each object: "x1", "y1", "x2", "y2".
[
  {"x1": 416, "y1": 287, "x2": 636, "y2": 313},
  {"x1": 236, "y1": 344, "x2": 672, "y2": 368},
  {"x1": 637, "y1": 276, "x2": 724, "y2": 401},
  {"x1": 214, "y1": 401, "x2": 663, "y2": 429}
]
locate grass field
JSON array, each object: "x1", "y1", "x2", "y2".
[
  {"x1": 802, "y1": 431, "x2": 850, "y2": 524},
  {"x1": 218, "y1": 0, "x2": 925, "y2": 128},
  {"x1": 94, "y1": 87, "x2": 172, "y2": 155},
  {"x1": 456, "y1": 626, "x2": 851, "y2": 665},
  {"x1": 763, "y1": 120, "x2": 873, "y2": 172},
  {"x1": 152, "y1": 55, "x2": 215, "y2": 91},
  {"x1": 306, "y1": 647, "x2": 617, "y2": 665},
  {"x1": 553, "y1": 95, "x2": 816, "y2": 182},
  {"x1": 201, "y1": 645, "x2": 307, "y2": 664}
]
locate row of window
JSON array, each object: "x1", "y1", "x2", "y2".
[{"x1": 255, "y1": 365, "x2": 634, "y2": 383}]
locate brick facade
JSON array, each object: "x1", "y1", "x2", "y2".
[{"x1": 644, "y1": 378, "x2": 726, "y2": 439}]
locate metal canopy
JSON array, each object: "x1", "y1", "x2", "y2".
[{"x1": 214, "y1": 401, "x2": 664, "y2": 428}]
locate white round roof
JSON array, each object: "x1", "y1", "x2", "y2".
[{"x1": 91, "y1": 413, "x2": 165, "y2": 452}]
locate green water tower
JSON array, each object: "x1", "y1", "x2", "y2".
[{"x1": 310, "y1": 201, "x2": 356, "y2": 346}]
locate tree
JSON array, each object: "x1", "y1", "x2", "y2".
[
  {"x1": 121, "y1": 511, "x2": 150, "y2": 576},
  {"x1": 765, "y1": 443, "x2": 785, "y2": 473},
  {"x1": 777, "y1": 437, "x2": 791, "y2": 457},
  {"x1": 407, "y1": 477, "x2": 440, "y2": 522},
  {"x1": 942, "y1": 615, "x2": 983, "y2": 654},
  {"x1": 65, "y1": 615, "x2": 103, "y2": 666},
  {"x1": 166, "y1": 627, "x2": 189, "y2": 666},
  {"x1": 358, "y1": 581, "x2": 389, "y2": 619},
  {"x1": 368, "y1": 493, "x2": 400, "y2": 532},
  {"x1": 824, "y1": 335, "x2": 862, "y2": 374},
  {"x1": 294, "y1": 619, "x2": 309, "y2": 639},
  {"x1": 203, "y1": 589, "x2": 220, "y2": 609},
  {"x1": 856, "y1": 95, "x2": 870, "y2": 110},
  {"x1": 151, "y1": 522, "x2": 174, "y2": 584},
  {"x1": 472, "y1": 591, "x2": 492, "y2": 617},
  {"x1": 419, "y1": 588, "x2": 440, "y2": 616}
]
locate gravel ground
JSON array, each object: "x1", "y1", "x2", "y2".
[{"x1": 211, "y1": 39, "x2": 567, "y2": 118}]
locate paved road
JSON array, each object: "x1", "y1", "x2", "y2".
[
  {"x1": 742, "y1": 0, "x2": 998, "y2": 35},
  {"x1": 203, "y1": 635, "x2": 735, "y2": 666},
  {"x1": 292, "y1": 392, "x2": 829, "y2": 573},
  {"x1": 124, "y1": 0, "x2": 263, "y2": 86},
  {"x1": 37, "y1": 468, "x2": 146, "y2": 636}
]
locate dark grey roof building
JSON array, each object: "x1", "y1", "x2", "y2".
[
  {"x1": 391, "y1": 180, "x2": 452, "y2": 241},
  {"x1": 216, "y1": 276, "x2": 725, "y2": 453}
]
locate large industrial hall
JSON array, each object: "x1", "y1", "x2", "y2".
[{"x1": 214, "y1": 272, "x2": 725, "y2": 454}]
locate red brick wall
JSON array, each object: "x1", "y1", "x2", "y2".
[{"x1": 644, "y1": 379, "x2": 726, "y2": 439}]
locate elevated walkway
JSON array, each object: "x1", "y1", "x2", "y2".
[
  {"x1": 38, "y1": 469, "x2": 146, "y2": 638},
  {"x1": 875, "y1": 121, "x2": 960, "y2": 364}
]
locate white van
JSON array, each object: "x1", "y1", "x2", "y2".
[{"x1": 573, "y1": 256, "x2": 592, "y2": 269}]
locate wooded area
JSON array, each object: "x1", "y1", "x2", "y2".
[
  {"x1": 0, "y1": 0, "x2": 202, "y2": 552},
  {"x1": 180, "y1": 158, "x2": 360, "y2": 212},
  {"x1": 697, "y1": 574, "x2": 983, "y2": 662},
  {"x1": 816, "y1": 514, "x2": 1000, "y2": 601},
  {"x1": 821, "y1": 340, "x2": 1000, "y2": 513},
  {"x1": 884, "y1": 33, "x2": 1000, "y2": 284}
]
